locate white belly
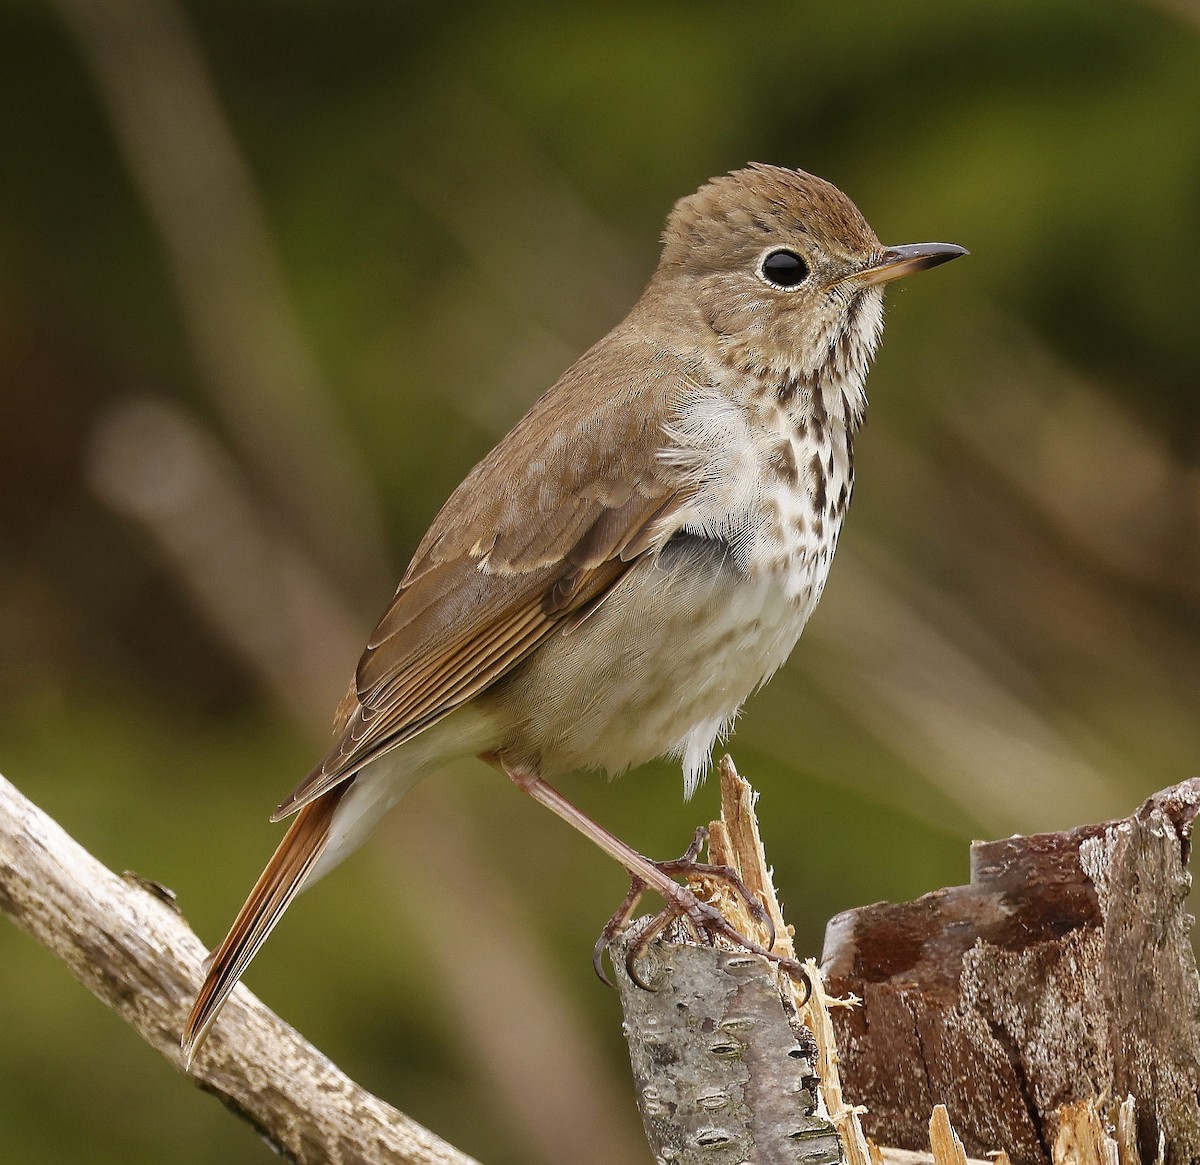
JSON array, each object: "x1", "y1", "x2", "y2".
[{"x1": 493, "y1": 537, "x2": 833, "y2": 798}]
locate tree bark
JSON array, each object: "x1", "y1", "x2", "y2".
[
  {"x1": 613, "y1": 931, "x2": 839, "y2": 1164},
  {"x1": 610, "y1": 757, "x2": 846, "y2": 1164},
  {"x1": 822, "y1": 780, "x2": 1200, "y2": 1164},
  {"x1": 6, "y1": 754, "x2": 1198, "y2": 1164}
]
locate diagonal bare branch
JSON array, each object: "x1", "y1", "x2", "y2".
[{"x1": 0, "y1": 770, "x2": 481, "y2": 1165}]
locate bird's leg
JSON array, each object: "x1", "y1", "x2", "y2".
[
  {"x1": 591, "y1": 828, "x2": 709, "y2": 981},
  {"x1": 486, "y1": 754, "x2": 806, "y2": 996}
]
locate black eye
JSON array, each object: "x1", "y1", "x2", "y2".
[{"x1": 760, "y1": 249, "x2": 809, "y2": 288}]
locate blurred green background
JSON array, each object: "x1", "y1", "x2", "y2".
[{"x1": 2, "y1": 1, "x2": 1199, "y2": 1162}]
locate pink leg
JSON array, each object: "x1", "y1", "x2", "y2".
[
  {"x1": 488, "y1": 753, "x2": 806, "y2": 993},
  {"x1": 498, "y1": 757, "x2": 709, "y2": 919}
]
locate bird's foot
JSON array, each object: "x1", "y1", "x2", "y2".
[{"x1": 593, "y1": 827, "x2": 810, "y2": 999}]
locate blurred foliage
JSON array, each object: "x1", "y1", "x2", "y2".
[{"x1": 2, "y1": 1, "x2": 1199, "y2": 1162}]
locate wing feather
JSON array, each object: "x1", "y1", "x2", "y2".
[{"x1": 272, "y1": 330, "x2": 707, "y2": 821}]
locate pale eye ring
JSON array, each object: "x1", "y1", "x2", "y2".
[{"x1": 759, "y1": 248, "x2": 810, "y2": 289}]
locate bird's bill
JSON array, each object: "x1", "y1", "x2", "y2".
[{"x1": 853, "y1": 241, "x2": 968, "y2": 287}]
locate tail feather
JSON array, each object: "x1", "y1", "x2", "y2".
[{"x1": 182, "y1": 789, "x2": 344, "y2": 1068}]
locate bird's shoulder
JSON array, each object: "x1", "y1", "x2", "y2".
[{"x1": 401, "y1": 322, "x2": 709, "y2": 585}]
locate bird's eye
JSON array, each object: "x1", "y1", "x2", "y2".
[{"x1": 759, "y1": 249, "x2": 809, "y2": 289}]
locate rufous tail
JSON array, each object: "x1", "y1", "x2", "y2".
[{"x1": 181, "y1": 789, "x2": 344, "y2": 1068}]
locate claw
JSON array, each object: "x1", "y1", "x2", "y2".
[
  {"x1": 592, "y1": 940, "x2": 614, "y2": 989},
  {"x1": 624, "y1": 910, "x2": 675, "y2": 990},
  {"x1": 594, "y1": 831, "x2": 806, "y2": 996},
  {"x1": 594, "y1": 878, "x2": 646, "y2": 987},
  {"x1": 655, "y1": 855, "x2": 775, "y2": 949},
  {"x1": 681, "y1": 826, "x2": 707, "y2": 863}
]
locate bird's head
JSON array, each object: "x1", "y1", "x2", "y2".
[{"x1": 654, "y1": 163, "x2": 966, "y2": 392}]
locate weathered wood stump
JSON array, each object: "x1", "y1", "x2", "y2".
[
  {"x1": 822, "y1": 780, "x2": 1200, "y2": 1164},
  {"x1": 6, "y1": 755, "x2": 1199, "y2": 1163},
  {"x1": 613, "y1": 932, "x2": 840, "y2": 1164}
]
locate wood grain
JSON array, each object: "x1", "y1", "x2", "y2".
[{"x1": 823, "y1": 780, "x2": 1200, "y2": 1164}]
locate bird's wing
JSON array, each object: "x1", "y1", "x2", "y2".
[{"x1": 273, "y1": 331, "x2": 701, "y2": 820}]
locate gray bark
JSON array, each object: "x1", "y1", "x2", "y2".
[{"x1": 613, "y1": 929, "x2": 841, "y2": 1164}]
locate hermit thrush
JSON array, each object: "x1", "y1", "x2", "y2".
[{"x1": 182, "y1": 163, "x2": 965, "y2": 1063}]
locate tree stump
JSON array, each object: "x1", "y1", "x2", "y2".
[{"x1": 822, "y1": 780, "x2": 1200, "y2": 1164}]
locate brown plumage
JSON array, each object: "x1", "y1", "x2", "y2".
[
  {"x1": 182, "y1": 164, "x2": 965, "y2": 1066},
  {"x1": 273, "y1": 332, "x2": 692, "y2": 820},
  {"x1": 184, "y1": 789, "x2": 344, "y2": 1057}
]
